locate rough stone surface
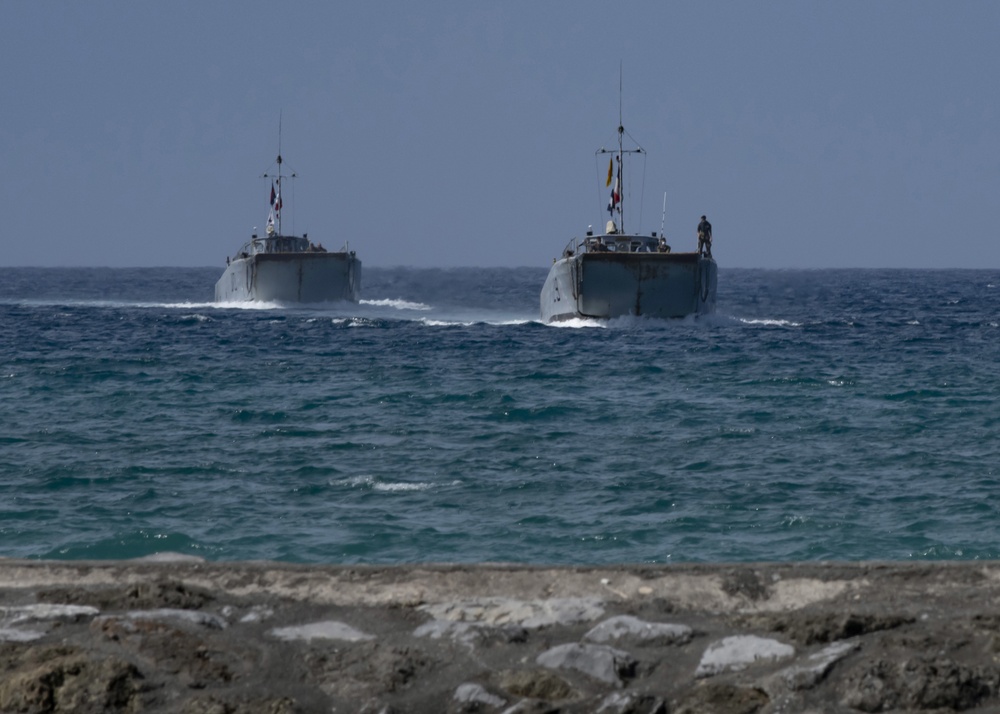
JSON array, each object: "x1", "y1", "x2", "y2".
[
  {"x1": 536, "y1": 642, "x2": 636, "y2": 686},
  {"x1": 583, "y1": 614, "x2": 693, "y2": 647},
  {"x1": 0, "y1": 559, "x2": 998, "y2": 711},
  {"x1": 453, "y1": 682, "x2": 507, "y2": 708},
  {"x1": 695, "y1": 635, "x2": 796, "y2": 678}
]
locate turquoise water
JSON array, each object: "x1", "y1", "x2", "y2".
[{"x1": 1, "y1": 267, "x2": 998, "y2": 563}]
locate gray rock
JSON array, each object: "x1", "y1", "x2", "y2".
[
  {"x1": 237, "y1": 604, "x2": 275, "y2": 623},
  {"x1": 0, "y1": 626, "x2": 46, "y2": 643},
  {"x1": 115, "y1": 607, "x2": 227, "y2": 629},
  {"x1": 777, "y1": 640, "x2": 858, "y2": 691},
  {"x1": 419, "y1": 597, "x2": 605, "y2": 629},
  {"x1": 414, "y1": 618, "x2": 485, "y2": 647},
  {"x1": 584, "y1": 615, "x2": 693, "y2": 646},
  {"x1": 595, "y1": 691, "x2": 668, "y2": 713},
  {"x1": 270, "y1": 619, "x2": 374, "y2": 642},
  {"x1": 536, "y1": 642, "x2": 636, "y2": 687},
  {"x1": 1, "y1": 603, "x2": 100, "y2": 624},
  {"x1": 696, "y1": 635, "x2": 795, "y2": 678},
  {"x1": 0, "y1": 603, "x2": 100, "y2": 643},
  {"x1": 454, "y1": 682, "x2": 507, "y2": 708}
]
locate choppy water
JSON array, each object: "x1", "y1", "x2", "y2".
[{"x1": 1, "y1": 266, "x2": 998, "y2": 564}]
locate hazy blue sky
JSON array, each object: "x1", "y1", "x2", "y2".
[{"x1": 3, "y1": 2, "x2": 998, "y2": 269}]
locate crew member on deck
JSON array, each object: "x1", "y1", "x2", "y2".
[{"x1": 697, "y1": 215, "x2": 713, "y2": 257}]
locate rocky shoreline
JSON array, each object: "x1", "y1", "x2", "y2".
[{"x1": 2, "y1": 557, "x2": 1000, "y2": 712}]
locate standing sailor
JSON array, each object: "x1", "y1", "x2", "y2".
[{"x1": 697, "y1": 215, "x2": 713, "y2": 257}]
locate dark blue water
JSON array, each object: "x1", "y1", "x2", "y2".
[{"x1": 1, "y1": 266, "x2": 998, "y2": 564}]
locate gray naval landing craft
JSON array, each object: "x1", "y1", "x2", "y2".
[
  {"x1": 215, "y1": 150, "x2": 360, "y2": 303},
  {"x1": 540, "y1": 111, "x2": 716, "y2": 322}
]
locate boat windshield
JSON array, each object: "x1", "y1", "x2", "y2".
[
  {"x1": 560, "y1": 232, "x2": 672, "y2": 258},
  {"x1": 585, "y1": 234, "x2": 667, "y2": 254}
]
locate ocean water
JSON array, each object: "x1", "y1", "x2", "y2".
[{"x1": 1, "y1": 266, "x2": 998, "y2": 564}]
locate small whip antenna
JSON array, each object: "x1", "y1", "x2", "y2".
[{"x1": 660, "y1": 192, "x2": 667, "y2": 237}]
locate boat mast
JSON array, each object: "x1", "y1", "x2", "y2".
[
  {"x1": 262, "y1": 113, "x2": 297, "y2": 238},
  {"x1": 617, "y1": 66, "x2": 625, "y2": 233},
  {"x1": 276, "y1": 113, "x2": 283, "y2": 236},
  {"x1": 660, "y1": 191, "x2": 667, "y2": 238},
  {"x1": 596, "y1": 66, "x2": 643, "y2": 235}
]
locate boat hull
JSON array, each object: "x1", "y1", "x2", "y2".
[
  {"x1": 540, "y1": 251, "x2": 716, "y2": 322},
  {"x1": 214, "y1": 252, "x2": 361, "y2": 303}
]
